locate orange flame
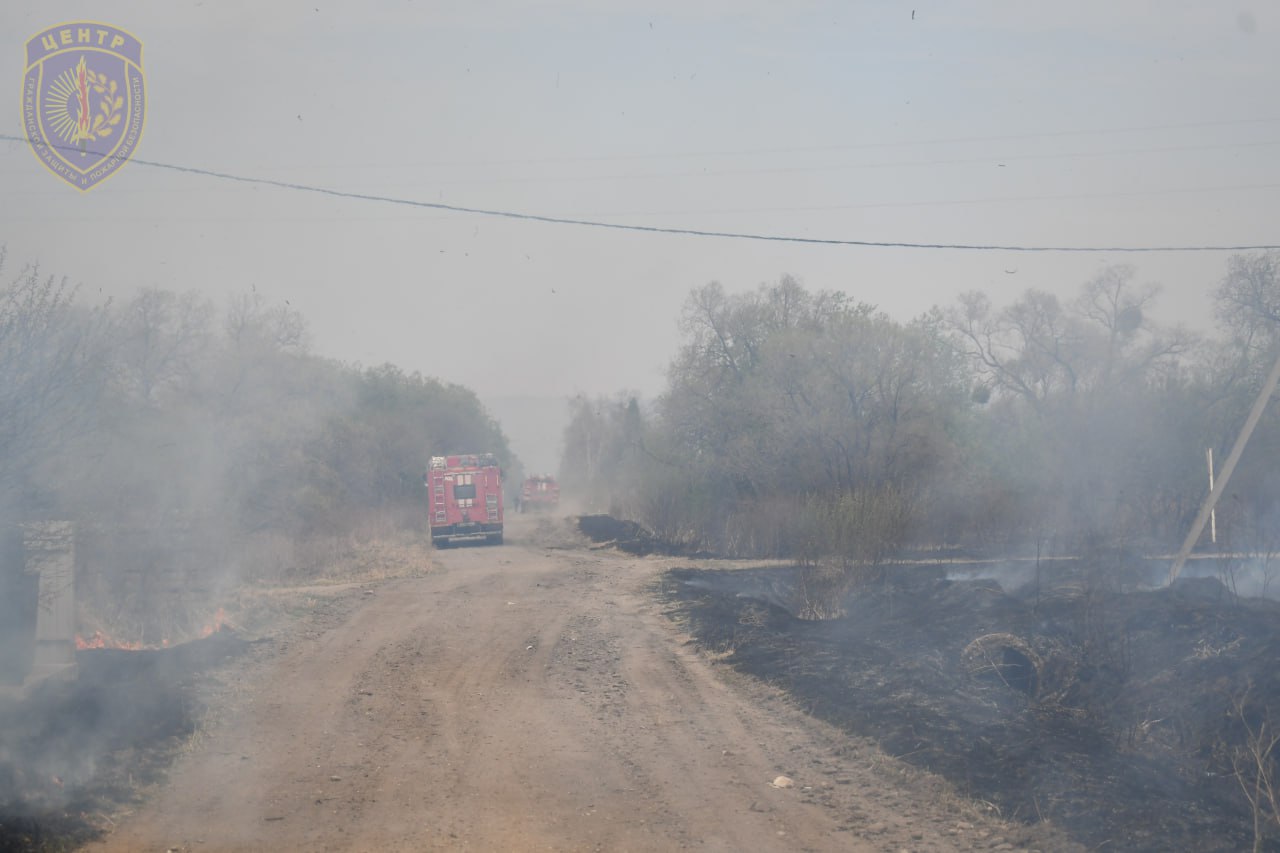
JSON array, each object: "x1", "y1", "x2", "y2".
[
  {"x1": 75, "y1": 607, "x2": 232, "y2": 650},
  {"x1": 74, "y1": 630, "x2": 149, "y2": 651},
  {"x1": 199, "y1": 607, "x2": 230, "y2": 638}
]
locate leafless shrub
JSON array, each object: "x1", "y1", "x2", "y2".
[
  {"x1": 801, "y1": 486, "x2": 918, "y2": 568},
  {"x1": 790, "y1": 559, "x2": 859, "y2": 620},
  {"x1": 1227, "y1": 684, "x2": 1280, "y2": 852}
]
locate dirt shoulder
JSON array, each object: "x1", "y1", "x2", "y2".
[{"x1": 82, "y1": 517, "x2": 1074, "y2": 852}]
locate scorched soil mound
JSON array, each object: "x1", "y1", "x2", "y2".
[
  {"x1": 578, "y1": 514, "x2": 711, "y2": 557},
  {"x1": 662, "y1": 563, "x2": 1280, "y2": 852}
]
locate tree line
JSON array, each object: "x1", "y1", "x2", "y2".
[
  {"x1": 0, "y1": 246, "x2": 516, "y2": 606},
  {"x1": 561, "y1": 255, "x2": 1280, "y2": 566}
]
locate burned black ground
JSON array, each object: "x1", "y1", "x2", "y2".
[
  {"x1": 661, "y1": 560, "x2": 1280, "y2": 852},
  {"x1": 0, "y1": 630, "x2": 252, "y2": 852}
]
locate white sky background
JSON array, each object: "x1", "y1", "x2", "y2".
[{"x1": 2, "y1": 1, "x2": 1279, "y2": 406}]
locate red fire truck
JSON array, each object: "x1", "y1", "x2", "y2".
[
  {"x1": 518, "y1": 475, "x2": 560, "y2": 513},
  {"x1": 426, "y1": 453, "x2": 504, "y2": 546}
]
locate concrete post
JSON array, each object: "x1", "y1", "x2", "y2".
[{"x1": 24, "y1": 521, "x2": 77, "y2": 682}]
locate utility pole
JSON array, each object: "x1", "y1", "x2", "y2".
[
  {"x1": 1169, "y1": 348, "x2": 1280, "y2": 583},
  {"x1": 1207, "y1": 447, "x2": 1216, "y2": 545}
]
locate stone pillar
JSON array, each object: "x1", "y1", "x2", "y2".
[{"x1": 24, "y1": 521, "x2": 76, "y2": 682}]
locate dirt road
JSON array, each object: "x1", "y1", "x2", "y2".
[{"x1": 87, "y1": 519, "x2": 1059, "y2": 852}]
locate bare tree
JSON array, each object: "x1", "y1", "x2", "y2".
[
  {"x1": 949, "y1": 268, "x2": 1191, "y2": 411},
  {"x1": 1229, "y1": 685, "x2": 1280, "y2": 852},
  {"x1": 945, "y1": 269, "x2": 1200, "y2": 552},
  {"x1": 212, "y1": 290, "x2": 309, "y2": 417},
  {"x1": 0, "y1": 249, "x2": 108, "y2": 521},
  {"x1": 224, "y1": 290, "x2": 307, "y2": 353},
  {"x1": 1218, "y1": 252, "x2": 1280, "y2": 345},
  {"x1": 115, "y1": 288, "x2": 213, "y2": 403}
]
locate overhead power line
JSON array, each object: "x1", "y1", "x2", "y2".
[{"x1": 3, "y1": 132, "x2": 1279, "y2": 253}]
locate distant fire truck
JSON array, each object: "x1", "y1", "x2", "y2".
[
  {"x1": 518, "y1": 475, "x2": 560, "y2": 513},
  {"x1": 426, "y1": 453, "x2": 504, "y2": 546}
]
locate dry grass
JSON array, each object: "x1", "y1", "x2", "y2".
[{"x1": 239, "y1": 516, "x2": 434, "y2": 587}]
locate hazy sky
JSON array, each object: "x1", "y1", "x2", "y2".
[{"x1": 3, "y1": 2, "x2": 1279, "y2": 403}]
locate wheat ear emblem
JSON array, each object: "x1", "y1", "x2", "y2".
[{"x1": 84, "y1": 67, "x2": 124, "y2": 142}]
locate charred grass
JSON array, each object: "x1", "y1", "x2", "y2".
[
  {"x1": 0, "y1": 631, "x2": 252, "y2": 852},
  {"x1": 661, "y1": 561, "x2": 1280, "y2": 852},
  {"x1": 1, "y1": 526, "x2": 415, "y2": 853}
]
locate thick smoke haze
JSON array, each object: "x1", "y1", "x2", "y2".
[
  {"x1": 2, "y1": 3, "x2": 1279, "y2": 850},
  {"x1": 0, "y1": 261, "x2": 520, "y2": 660}
]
